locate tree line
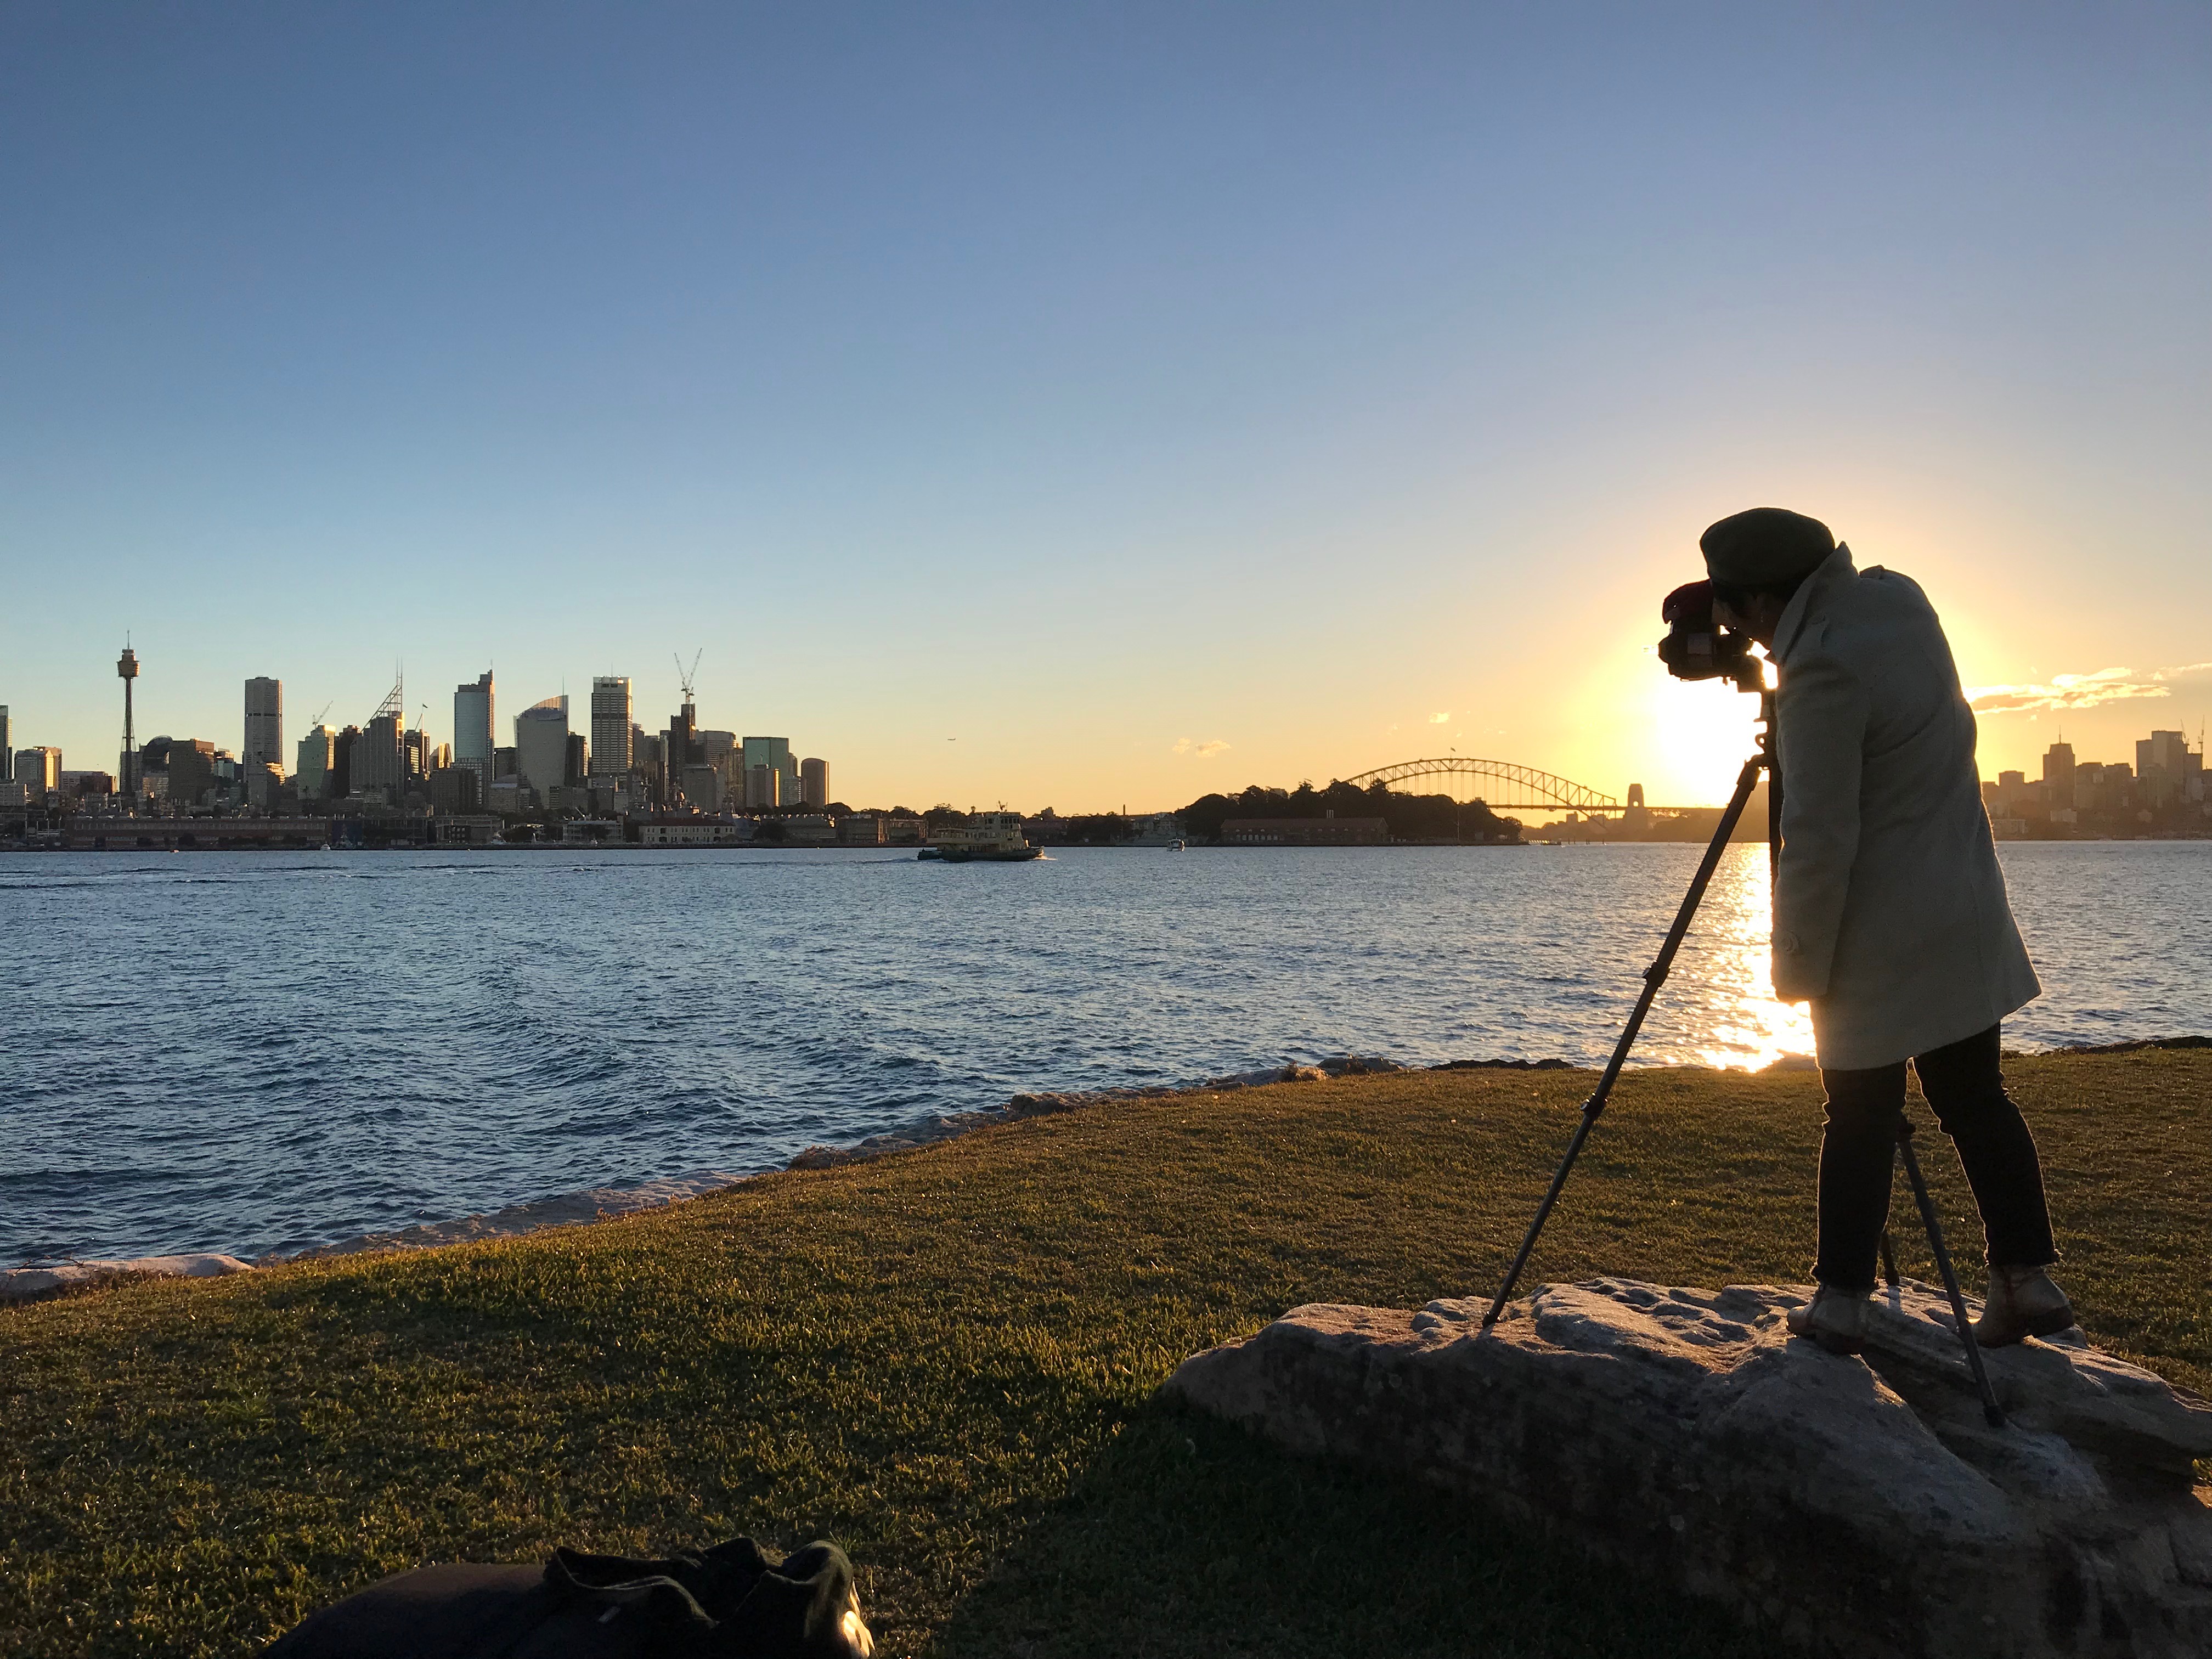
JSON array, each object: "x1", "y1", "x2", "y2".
[{"x1": 1177, "y1": 779, "x2": 1521, "y2": 843}]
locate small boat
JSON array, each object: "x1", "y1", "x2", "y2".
[
  {"x1": 915, "y1": 846, "x2": 944, "y2": 861},
  {"x1": 1168, "y1": 839, "x2": 1185, "y2": 851},
  {"x1": 927, "y1": 811, "x2": 1042, "y2": 863}
]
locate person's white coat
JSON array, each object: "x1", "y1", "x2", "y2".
[{"x1": 1768, "y1": 545, "x2": 2040, "y2": 1069}]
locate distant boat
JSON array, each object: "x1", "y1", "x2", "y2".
[
  {"x1": 1168, "y1": 839, "x2": 1185, "y2": 851},
  {"x1": 926, "y1": 811, "x2": 1042, "y2": 863}
]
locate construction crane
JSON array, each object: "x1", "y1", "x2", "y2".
[
  {"x1": 311, "y1": 702, "x2": 332, "y2": 726},
  {"x1": 673, "y1": 649, "x2": 702, "y2": 709}
]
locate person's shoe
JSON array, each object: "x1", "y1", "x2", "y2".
[
  {"x1": 1785, "y1": 1285, "x2": 1867, "y2": 1355},
  {"x1": 1973, "y1": 1265, "x2": 2075, "y2": 1347}
]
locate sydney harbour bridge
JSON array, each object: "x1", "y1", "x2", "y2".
[{"x1": 1337, "y1": 758, "x2": 1624, "y2": 813}]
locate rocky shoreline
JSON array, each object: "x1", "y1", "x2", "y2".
[{"x1": 8, "y1": 1037, "x2": 2204, "y2": 1305}]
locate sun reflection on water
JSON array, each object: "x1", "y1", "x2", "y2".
[{"x1": 1690, "y1": 849, "x2": 1818, "y2": 1071}]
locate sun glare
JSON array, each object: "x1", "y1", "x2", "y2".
[{"x1": 1696, "y1": 849, "x2": 1818, "y2": 1071}]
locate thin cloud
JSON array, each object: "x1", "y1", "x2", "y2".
[
  {"x1": 1965, "y1": 666, "x2": 2185, "y2": 716},
  {"x1": 1428, "y1": 712, "x2": 1451, "y2": 724},
  {"x1": 1172, "y1": 737, "x2": 1231, "y2": 758}
]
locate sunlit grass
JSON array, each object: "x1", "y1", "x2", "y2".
[{"x1": 2, "y1": 1051, "x2": 2203, "y2": 1657}]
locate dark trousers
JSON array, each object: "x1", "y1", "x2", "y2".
[{"x1": 1815, "y1": 1024, "x2": 2057, "y2": 1291}]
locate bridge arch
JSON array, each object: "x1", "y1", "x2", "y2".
[{"x1": 1337, "y1": 758, "x2": 1618, "y2": 812}]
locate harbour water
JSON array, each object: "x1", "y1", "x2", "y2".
[{"x1": 4, "y1": 841, "x2": 2206, "y2": 1265}]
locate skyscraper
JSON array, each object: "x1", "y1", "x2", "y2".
[
  {"x1": 741, "y1": 736, "x2": 795, "y2": 805},
  {"x1": 354, "y1": 712, "x2": 405, "y2": 798},
  {"x1": 0, "y1": 707, "x2": 10, "y2": 775},
  {"x1": 515, "y1": 696, "x2": 570, "y2": 801},
  {"x1": 801, "y1": 757, "x2": 827, "y2": 808},
  {"x1": 454, "y1": 671, "x2": 495, "y2": 796},
  {"x1": 296, "y1": 725, "x2": 335, "y2": 798},
  {"x1": 2041, "y1": 741, "x2": 2075, "y2": 800},
  {"x1": 15, "y1": 747, "x2": 63, "y2": 794},
  {"x1": 590, "y1": 677, "x2": 634, "y2": 776},
  {"x1": 244, "y1": 676, "x2": 284, "y2": 772}
]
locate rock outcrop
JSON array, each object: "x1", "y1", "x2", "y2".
[
  {"x1": 1165, "y1": 1279, "x2": 2212, "y2": 1658},
  {"x1": 1, "y1": 1252, "x2": 253, "y2": 1304}
]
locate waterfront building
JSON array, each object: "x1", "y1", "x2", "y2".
[
  {"x1": 801, "y1": 757, "x2": 827, "y2": 808},
  {"x1": 427, "y1": 765, "x2": 482, "y2": 813},
  {"x1": 295, "y1": 725, "x2": 334, "y2": 798},
  {"x1": 590, "y1": 678, "x2": 633, "y2": 776},
  {"x1": 1218, "y1": 815, "x2": 1390, "y2": 845},
  {"x1": 14, "y1": 746, "x2": 63, "y2": 795},
  {"x1": 515, "y1": 696, "x2": 570, "y2": 801},
  {"x1": 454, "y1": 672, "x2": 495, "y2": 796},
  {"x1": 244, "y1": 677, "x2": 284, "y2": 773}
]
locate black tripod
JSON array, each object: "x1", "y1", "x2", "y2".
[{"x1": 1479, "y1": 689, "x2": 2005, "y2": 1427}]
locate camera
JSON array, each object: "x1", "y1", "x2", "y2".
[{"x1": 1657, "y1": 580, "x2": 1763, "y2": 692}]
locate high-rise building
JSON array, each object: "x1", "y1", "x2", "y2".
[
  {"x1": 565, "y1": 732, "x2": 588, "y2": 786},
  {"x1": 2138, "y1": 731, "x2": 2189, "y2": 778},
  {"x1": 117, "y1": 646, "x2": 141, "y2": 795},
  {"x1": 744, "y1": 764, "x2": 781, "y2": 809},
  {"x1": 330, "y1": 726, "x2": 358, "y2": 799},
  {"x1": 14, "y1": 747, "x2": 63, "y2": 795},
  {"x1": 168, "y1": 740, "x2": 216, "y2": 806},
  {"x1": 296, "y1": 725, "x2": 335, "y2": 798},
  {"x1": 244, "y1": 676, "x2": 284, "y2": 773},
  {"x1": 2041, "y1": 742, "x2": 2075, "y2": 799},
  {"x1": 515, "y1": 696, "x2": 570, "y2": 801},
  {"x1": 682, "y1": 763, "x2": 724, "y2": 809},
  {"x1": 0, "y1": 708, "x2": 10, "y2": 774},
  {"x1": 355, "y1": 713, "x2": 405, "y2": 798},
  {"x1": 665, "y1": 699, "x2": 699, "y2": 800},
  {"x1": 590, "y1": 678, "x2": 634, "y2": 776},
  {"x1": 454, "y1": 672, "x2": 495, "y2": 795},
  {"x1": 741, "y1": 737, "x2": 795, "y2": 806},
  {"x1": 800, "y1": 757, "x2": 827, "y2": 808}
]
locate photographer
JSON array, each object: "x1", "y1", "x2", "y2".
[{"x1": 1700, "y1": 508, "x2": 2073, "y2": 1356}]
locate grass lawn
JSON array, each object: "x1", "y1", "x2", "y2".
[{"x1": 3, "y1": 1049, "x2": 2206, "y2": 1657}]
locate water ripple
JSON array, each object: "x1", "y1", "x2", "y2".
[{"x1": 1, "y1": 842, "x2": 2204, "y2": 1263}]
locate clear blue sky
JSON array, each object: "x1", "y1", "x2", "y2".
[{"x1": 4, "y1": 2, "x2": 2206, "y2": 810}]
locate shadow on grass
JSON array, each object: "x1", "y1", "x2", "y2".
[{"x1": 931, "y1": 1398, "x2": 1767, "y2": 1659}]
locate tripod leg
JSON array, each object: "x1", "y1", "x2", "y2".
[
  {"x1": 1896, "y1": 1118, "x2": 2005, "y2": 1428},
  {"x1": 1878, "y1": 1227, "x2": 1899, "y2": 1291},
  {"x1": 1482, "y1": 752, "x2": 1766, "y2": 1328}
]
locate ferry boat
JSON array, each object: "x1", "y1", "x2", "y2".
[{"x1": 924, "y1": 811, "x2": 1042, "y2": 863}]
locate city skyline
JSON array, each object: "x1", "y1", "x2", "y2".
[{"x1": 3, "y1": 6, "x2": 2207, "y2": 810}]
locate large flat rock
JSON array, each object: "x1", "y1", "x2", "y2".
[{"x1": 1165, "y1": 1279, "x2": 2212, "y2": 1658}]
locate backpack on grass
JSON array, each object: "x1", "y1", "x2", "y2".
[{"x1": 263, "y1": 1536, "x2": 873, "y2": 1658}]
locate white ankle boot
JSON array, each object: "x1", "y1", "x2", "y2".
[
  {"x1": 1785, "y1": 1285, "x2": 1867, "y2": 1355},
  {"x1": 1973, "y1": 1265, "x2": 2075, "y2": 1347}
]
